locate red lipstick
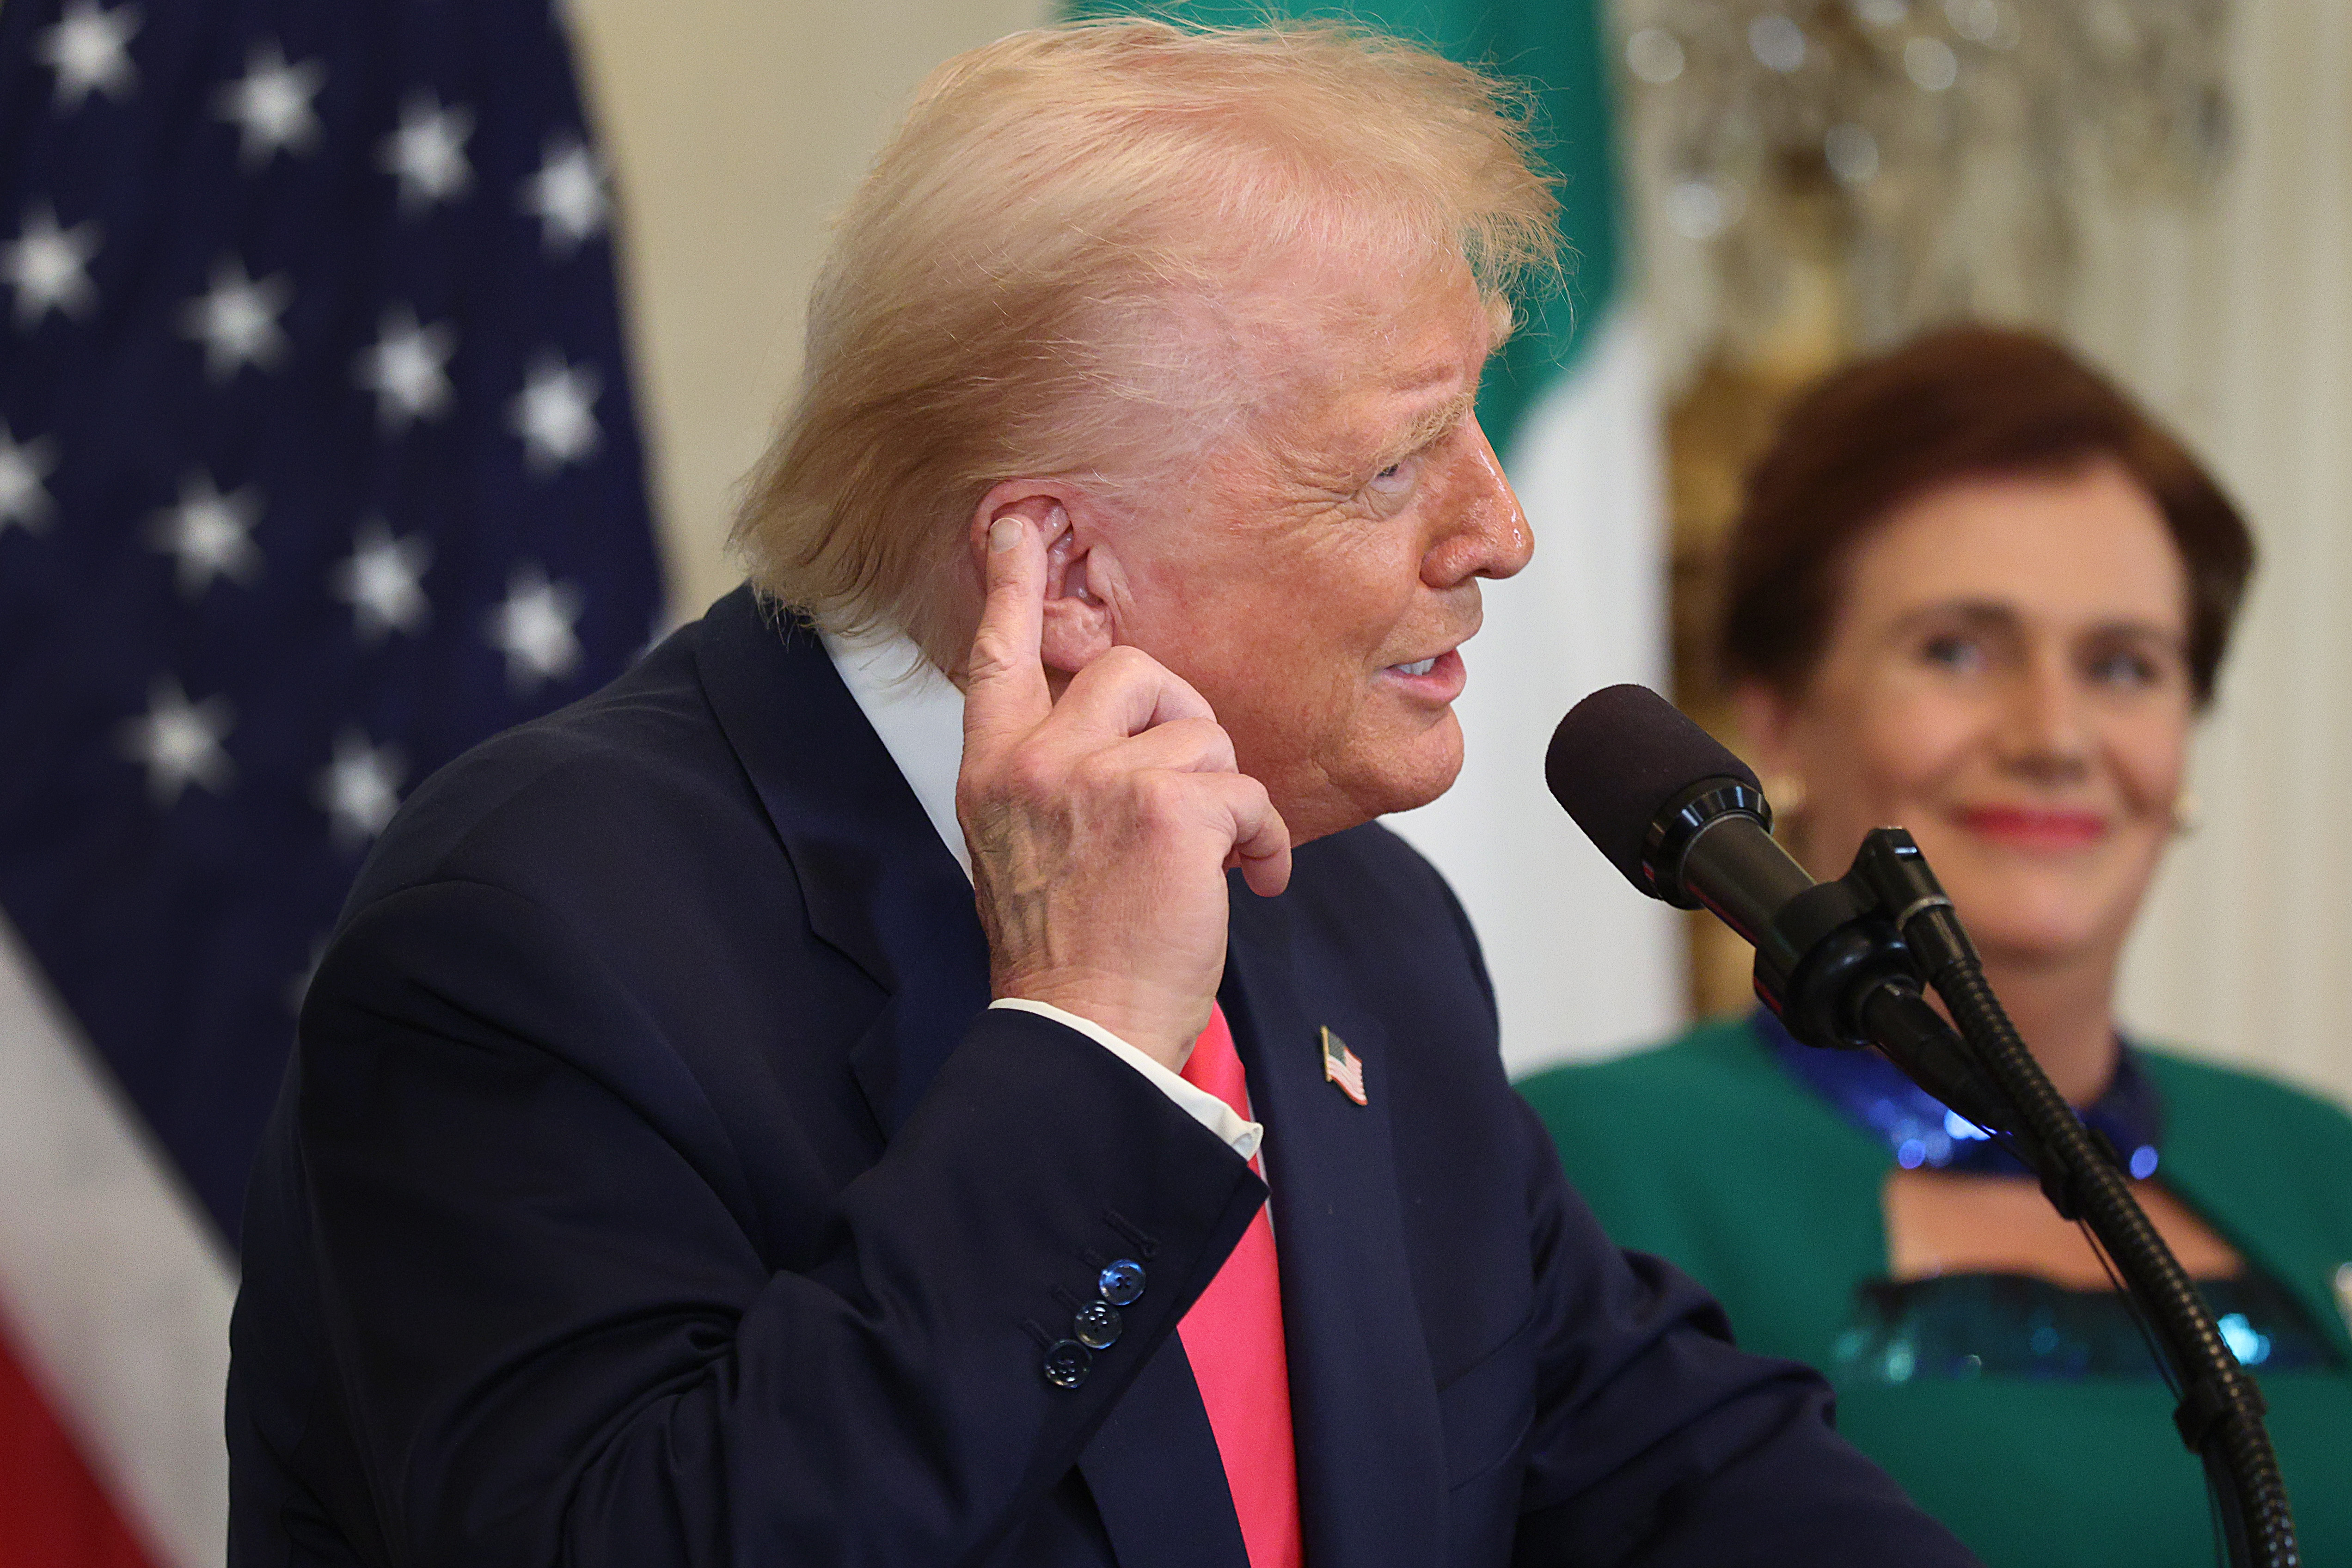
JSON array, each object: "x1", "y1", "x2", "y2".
[{"x1": 1955, "y1": 806, "x2": 2108, "y2": 851}]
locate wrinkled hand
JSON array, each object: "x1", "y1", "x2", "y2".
[{"x1": 958, "y1": 510, "x2": 1291, "y2": 1071}]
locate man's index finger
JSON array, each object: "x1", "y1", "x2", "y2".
[{"x1": 962, "y1": 513, "x2": 1054, "y2": 743}]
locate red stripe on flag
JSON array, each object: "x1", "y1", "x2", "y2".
[{"x1": 0, "y1": 1316, "x2": 155, "y2": 1568}]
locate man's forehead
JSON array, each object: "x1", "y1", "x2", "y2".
[{"x1": 1250, "y1": 272, "x2": 1489, "y2": 403}]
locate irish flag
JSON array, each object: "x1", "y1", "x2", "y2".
[{"x1": 1069, "y1": 0, "x2": 1682, "y2": 1074}]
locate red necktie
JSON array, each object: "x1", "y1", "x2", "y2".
[{"x1": 1177, "y1": 1004, "x2": 1304, "y2": 1568}]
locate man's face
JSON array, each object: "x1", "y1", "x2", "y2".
[{"x1": 1102, "y1": 256, "x2": 1532, "y2": 843}]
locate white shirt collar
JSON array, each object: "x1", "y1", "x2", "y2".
[{"x1": 821, "y1": 627, "x2": 971, "y2": 878}]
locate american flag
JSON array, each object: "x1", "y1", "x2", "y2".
[
  {"x1": 1320, "y1": 1025, "x2": 1367, "y2": 1107},
  {"x1": 0, "y1": 1, "x2": 664, "y2": 1561}
]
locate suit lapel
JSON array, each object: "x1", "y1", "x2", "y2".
[
  {"x1": 1223, "y1": 882, "x2": 1445, "y2": 1568},
  {"x1": 691, "y1": 587, "x2": 990, "y2": 1137}
]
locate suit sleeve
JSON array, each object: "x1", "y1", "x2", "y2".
[
  {"x1": 1502, "y1": 1090, "x2": 1981, "y2": 1567},
  {"x1": 294, "y1": 876, "x2": 1263, "y2": 1567}
]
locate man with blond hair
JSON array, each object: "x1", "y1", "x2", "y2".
[{"x1": 228, "y1": 21, "x2": 1976, "y2": 1567}]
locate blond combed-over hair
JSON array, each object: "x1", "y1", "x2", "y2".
[{"x1": 730, "y1": 18, "x2": 1561, "y2": 674}]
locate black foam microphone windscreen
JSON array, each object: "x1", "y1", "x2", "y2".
[{"x1": 1545, "y1": 684, "x2": 1762, "y2": 896}]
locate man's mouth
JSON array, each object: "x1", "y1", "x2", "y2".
[{"x1": 1382, "y1": 648, "x2": 1466, "y2": 700}]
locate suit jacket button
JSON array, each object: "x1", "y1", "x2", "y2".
[
  {"x1": 1073, "y1": 1300, "x2": 1123, "y2": 1349},
  {"x1": 1042, "y1": 1340, "x2": 1093, "y2": 1389},
  {"x1": 1098, "y1": 1259, "x2": 1146, "y2": 1306}
]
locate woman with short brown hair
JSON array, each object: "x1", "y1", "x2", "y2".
[{"x1": 1520, "y1": 325, "x2": 2352, "y2": 1567}]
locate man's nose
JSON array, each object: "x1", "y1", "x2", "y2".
[{"x1": 1423, "y1": 415, "x2": 1532, "y2": 588}]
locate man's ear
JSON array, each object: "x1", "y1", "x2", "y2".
[{"x1": 968, "y1": 480, "x2": 1116, "y2": 676}]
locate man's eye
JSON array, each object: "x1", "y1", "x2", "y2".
[{"x1": 1368, "y1": 455, "x2": 1418, "y2": 495}]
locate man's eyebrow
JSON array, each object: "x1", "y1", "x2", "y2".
[{"x1": 1388, "y1": 389, "x2": 1476, "y2": 459}]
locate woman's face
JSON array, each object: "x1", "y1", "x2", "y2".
[{"x1": 1741, "y1": 459, "x2": 2196, "y2": 972}]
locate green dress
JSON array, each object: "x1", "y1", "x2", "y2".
[{"x1": 1517, "y1": 1018, "x2": 2352, "y2": 1568}]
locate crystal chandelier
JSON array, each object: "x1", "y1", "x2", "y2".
[{"x1": 1615, "y1": 0, "x2": 2232, "y2": 384}]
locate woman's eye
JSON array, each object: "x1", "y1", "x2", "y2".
[
  {"x1": 2087, "y1": 649, "x2": 2161, "y2": 687},
  {"x1": 1920, "y1": 633, "x2": 1982, "y2": 672}
]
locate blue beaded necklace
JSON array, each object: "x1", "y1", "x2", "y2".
[{"x1": 1752, "y1": 1007, "x2": 2164, "y2": 1181}]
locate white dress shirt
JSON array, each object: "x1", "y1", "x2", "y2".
[{"x1": 821, "y1": 629, "x2": 1262, "y2": 1163}]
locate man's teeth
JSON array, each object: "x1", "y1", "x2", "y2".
[{"x1": 1396, "y1": 657, "x2": 1437, "y2": 677}]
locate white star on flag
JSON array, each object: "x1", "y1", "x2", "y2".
[
  {"x1": 0, "y1": 423, "x2": 61, "y2": 536},
  {"x1": 36, "y1": 0, "x2": 139, "y2": 111},
  {"x1": 177, "y1": 256, "x2": 292, "y2": 381},
  {"x1": 147, "y1": 471, "x2": 264, "y2": 598},
  {"x1": 314, "y1": 729, "x2": 406, "y2": 849},
  {"x1": 354, "y1": 306, "x2": 456, "y2": 431},
  {"x1": 213, "y1": 38, "x2": 325, "y2": 169},
  {"x1": 510, "y1": 352, "x2": 601, "y2": 474},
  {"x1": 118, "y1": 676, "x2": 236, "y2": 806},
  {"x1": 486, "y1": 564, "x2": 584, "y2": 691},
  {"x1": 329, "y1": 519, "x2": 433, "y2": 641},
  {"x1": 380, "y1": 92, "x2": 474, "y2": 212},
  {"x1": 522, "y1": 136, "x2": 608, "y2": 255},
  {"x1": 4, "y1": 204, "x2": 102, "y2": 328}
]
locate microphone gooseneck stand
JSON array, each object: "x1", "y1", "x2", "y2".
[{"x1": 1707, "y1": 812, "x2": 2297, "y2": 1568}]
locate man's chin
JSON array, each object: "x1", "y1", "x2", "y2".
[
  {"x1": 1388, "y1": 714, "x2": 1467, "y2": 807},
  {"x1": 1384, "y1": 753, "x2": 1465, "y2": 818},
  {"x1": 1305, "y1": 729, "x2": 1467, "y2": 841}
]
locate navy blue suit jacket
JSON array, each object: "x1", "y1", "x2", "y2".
[{"x1": 227, "y1": 587, "x2": 1976, "y2": 1566}]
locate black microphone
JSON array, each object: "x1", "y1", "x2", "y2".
[{"x1": 1544, "y1": 683, "x2": 1811, "y2": 952}]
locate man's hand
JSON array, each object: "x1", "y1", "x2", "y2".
[{"x1": 958, "y1": 509, "x2": 1291, "y2": 1072}]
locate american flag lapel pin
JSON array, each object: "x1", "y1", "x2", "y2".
[{"x1": 1319, "y1": 1027, "x2": 1367, "y2": 1106}]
